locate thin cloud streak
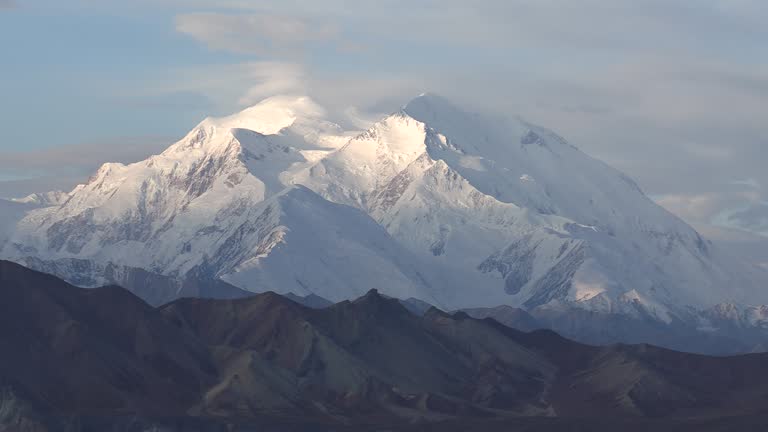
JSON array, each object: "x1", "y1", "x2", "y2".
[
  {"x1": 0, "y1": 137, "x2": 173, "y2": 198},
  {"x1": 175, "y1": 12, "x2": 338, "y2": 55}
]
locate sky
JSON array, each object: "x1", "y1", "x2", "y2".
[{"x1": 1, "y1": 0, "x2": 767, "y2": 262}]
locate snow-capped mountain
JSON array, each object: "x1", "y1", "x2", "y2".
[
  {"x1": 2, "y1": 94, "x2": 766, "y2": 334},
  {"x1": 9, "y1": 190, "x2": 69, "y2": 206},
  {"x1": 1, "y1": 96, "x2": 435, "y2": 304},
  {"x1": 1, "y1": 192, "x2": 68, "y2": 251},
  {"x1": 299, "y1": 94, "x2": 765, "y2": 315},
  {"x1": 0, "y1": 199, "x2": 34, "y2": 252}
]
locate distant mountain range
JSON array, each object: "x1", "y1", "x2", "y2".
[
  {"x1": 1, "y1": 94, "x2": 767, "y2": 354},
  {"x1": 4, "y1": 260, "x2": 768, "y2": 431}
]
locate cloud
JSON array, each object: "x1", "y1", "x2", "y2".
[
  {"x1": 653, "y1": 190, "x2": 768, "y2": 269},
  {"x1": 655, "y1": 194, "x2": 736, "y2": 226},
  {"x1": 0, "y1": 176, "x2": 83, "y2": 200},
  {"x1": 175, "y1": 12, "x2": 337, "y2": 55},
  {"x1": 0, "y1": 137, "x2": 173, "y2": 198},
  {"x1": 0, "y1": 137, "x2": 172, "y2": 173},
  {"x1": 448, "y1": 58, "x2": 768, "y2": 203},
  {"x1": 0, "y1": 0, "x2": 16, "y2": 9},
  {"x1": 655, "y1": 187, "x2": 768, "y2": 238},
  {"x1": 236, "y1": 62, "x2": 307, "y2": 105},
  {"x1": 161, "y1": 0, "x2": 767, "y2": 54},
  {"x1": 122, "y1": 61, "x2": 307, "y2": 114},
  {"x1": 718, "y1": 202, "x2": 768, "y2": 237},
  {"x1": 692, "y1": 222, "x2": 768, "y2": 271}
]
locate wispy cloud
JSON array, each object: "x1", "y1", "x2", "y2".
[
  {"x1": 717, "y1": 203, "x2": 768, "y2": 237},
  {"x1": 175, "y1": 12, "x2": 338, "y2": 55},
  {"x1": 656, "y1": 185, "x2": 768, "y2": 238},
  {"x1": 653, "y1": 188, "x2": 768, "y2": 269},
  {"x1": 0, "y1": 137, "x2": 172, "y2": 173},
  {"x1": 236, "y1": 62, "x2": 307, "y2": 105},
  {"x1": 117, "y1": 61, "x2": 308, "y2": 113},
  {"x1": 0, "y1": 137, "x2": 173, "y2": 198}
]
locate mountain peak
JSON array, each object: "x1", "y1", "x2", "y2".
[
  {"x1": 350, "y1": 288, "x2": 413, "y2": 317},
  {"x1": 403, "y1": 92, "x2": 451, "y2": 108},
  {"x1": 204, "y1": 95, "x2": 325, "y2": 135},
  {"x1": 402, "y1": 92, "x2": 464, "y2": 123}
]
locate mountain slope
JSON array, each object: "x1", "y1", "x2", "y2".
[
  {"x1": 0, "y1": 199, "x2": 35, "y2": 252},
  {"x1": 2, "y1": 94, "x2": 767, "y2": 340},
  {"x1": 212, "y1": 185, "x2": 439, "y2": 303},
  {"x1": 5, "y1": 97, "x2": 345, "y2": 268},
  {"x1": 1, "y1": 97, "x2": 435, "y2": 305},
  {"x1": 4, "y1": 262, "x2": 768, "y2": 430},
  {"x1": 299, "y1": 94, "x2": 765, "y2": 314},
  {"x1": 0, "y1": 260, "x2": 215, "y2": 416}
]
